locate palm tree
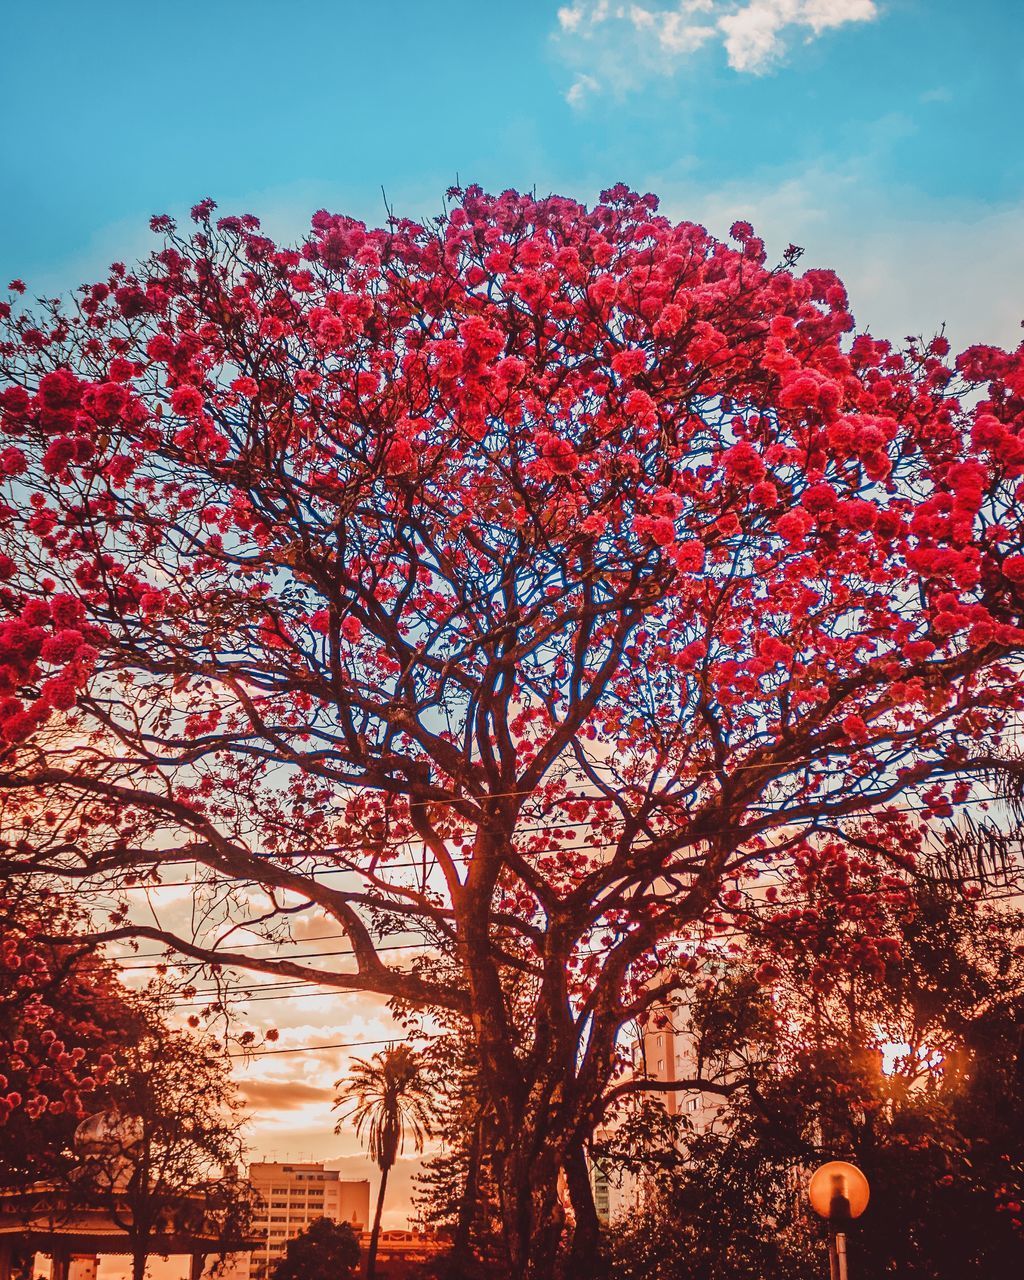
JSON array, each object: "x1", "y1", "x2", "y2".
[{"x1": 334, "y1": 1043, "x2": 432, "y2": 1280}]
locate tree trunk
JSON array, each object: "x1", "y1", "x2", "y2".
[
  {"x1": 496, "y1": 1141, "x2": 566, "y2": 1280},
  {"x1": 446, "y1": 1112, "x2": 483, "y2": 1279},
  {"x1": 367, "y1": 1161, "x2": 390, "y2": 1280},
  {"x1": 131, "y1": 1249, "x2": 147, "y2": 1280},
  {"x1": 478, "y1": 1022, "x2": 614, "y2": 1277},
  {"x1": 564, "y1": 1141, "x2": 606, "y2": 1277}
]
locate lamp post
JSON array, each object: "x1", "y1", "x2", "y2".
[{"x1": 808, "y1": 1160, "x2": 869, "y2": 1280}]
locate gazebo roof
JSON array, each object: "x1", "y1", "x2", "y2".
[{"x1": 0, "y1": 1186, "x2": 259, "y2": 1255}]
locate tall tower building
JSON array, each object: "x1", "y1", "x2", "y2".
[
  {"x1": 589, "y1": 998, "x2": 733, "y2": 1225},
  {"x1": 632, "y1": 1002, "x2": 726, "y2": 1132}
]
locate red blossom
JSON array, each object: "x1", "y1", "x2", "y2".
[
  {"x1": 0, "y1": 446, "x2": 26, "y2": 476},
  {"x1": 535, "y1": 431, "x2": 579, "y2": 476},
  {"x1": 723, "y1": 440, "x2": 766, "y2": 486},
  {"x1": 169, "y1": 385, "x2": 204, "y2": 416}
]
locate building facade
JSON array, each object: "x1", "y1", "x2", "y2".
[
  {"x1": 589, "y1": 1000, "x2": 733, "y2": 1226},
  {"x1": 588, "y1": 1131, "x2": 642, "y2": 1228},
  {"x1": 632, "y1": 1001, "x2": 727, "y2": 1134},
  {"x1": 246, "y1": 1162, "x2": 369, "y2": 1280}
]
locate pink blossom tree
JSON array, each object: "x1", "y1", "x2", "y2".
[{"x1": 2, "y1": 185, "x2": 1024, "y2": 1274}]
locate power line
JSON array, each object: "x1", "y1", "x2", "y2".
[
  {"x1": 124, "y1": 930, "x2": 360, "y2": 960},
  {"x1": 9, "y1": 759, "x2": 1017, "y2": 897},
  {"x1": 228, "y1": 1032, "x2": 437, "y2": 1059},
  {"x1": 219, "y1": 879, "x2": 1023, "y2": 1059},
  {"x1": 118, "y1": 939, "x2": 431, "y2": 971},
  {"x1": 8, "y1": 785, "x2": 1017, "y2": 902},
  {"x1": 161, "y1": 883, "x2": 1024, "y2": 1009},
  {"x1": 175, "y1": 984, "x2": 335, "y2": 1005}
]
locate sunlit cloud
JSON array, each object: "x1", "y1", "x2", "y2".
[{"x1": 239, "y1": 1079, "x2": 333, "y2": 1110}]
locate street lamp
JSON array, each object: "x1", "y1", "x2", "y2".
[{"x1": 807, "y1": 1160, "x2": 869, "y2": 1280}]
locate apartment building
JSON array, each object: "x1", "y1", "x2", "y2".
[
  {"x1": 246, "y1": 1162, "x2": 370, "y2": 1280},
  {"x1": 632, "y1": 1001, "x2": 727, "y2": 1135},
  {"x1": 589, "y1": 1129, "x2": 642, "y2": 1228},
  {"x1": 589, "y1": 999, "x2": 733, "y2": 1226}
]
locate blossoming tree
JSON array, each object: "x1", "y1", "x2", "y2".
[
  {"x1": 2, "y1": 185, "x2": 1023, "y2": 1275},
  {"x1": 0, "y1": 891, "x2": 122, "y2": 1182}
]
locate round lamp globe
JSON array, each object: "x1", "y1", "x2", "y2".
[{"x1": 808, "y1": 1160, "x2": 870, "y2": 1221}]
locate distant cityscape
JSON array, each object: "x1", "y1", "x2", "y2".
[{"x1": 27, "y1": 1162, "x2": 444, "y2": 1280}]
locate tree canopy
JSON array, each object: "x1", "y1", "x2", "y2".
[
  {"x1": 2, "y1": 184, "x2": 1024, "y2": 1275},
  {"x1": 269, "y1": 1216, "x2": 360, "y2": 1280}
]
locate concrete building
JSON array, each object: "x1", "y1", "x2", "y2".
[
  {"x1": 589, "y1": 998, "x2": 734, "y2": 1225},
  {"x1": 589, "y1": 1130, "x2": 642, "y2": 1228},
  {"x1": 246, "y1": 1163, "x2": 369, "y2": 1280},
  {"x1": 631, "y1": 1000, "x2": 729, "y2": 1135}
]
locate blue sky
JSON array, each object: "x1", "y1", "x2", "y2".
[{"x1": 3, "y1": 0, "x2": 1023, "y2": 348}]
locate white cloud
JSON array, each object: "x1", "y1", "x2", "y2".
[
  {"x1": 566, "y1": 72, "x2": 601, "y2": 107},
  {"x1": 659, "y1": 13, "x2": 717, "y2": 53},
  {"x1": 552, "y1": 0, "x2": 878, "y2": 95},
  {"x1": 718, "y1": 0, "x2": 797, "y2": 71},
  {"x1": 719, "y1": 0, "x2": 877, "y2": 72},
  {"x1": 802, "y1": 0, "x2": 877, "y2": 33},
  {"x1": 654, "y1": 166, "x2": 1024, "y2": 352}
]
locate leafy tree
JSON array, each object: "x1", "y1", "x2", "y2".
[
  {"x1": 609, "y1": 1149, "x2": 819, "y2": 1280},
  {"x1": 80, "y1": 1014, "x2": 251, "y2": 1280},
  {"x1": 0, "y1": 886, "x2": 140, "y2": 1183},
  {"x1": 414, "y1": 1031, "x2": 503, "y2": 1278},
  {"x1": 608, "y1": 869, "x2": 1024, "y2": 1278},
  {"x1": 269, "y1": 1216, "x2": 360, "y2": 1280},
  {"x1": 335, "y1": 1043, "x2": 432, "y2": 1279},
  {"x1": 3, "y1": 185, "x2": 1024, "y2": 1274},
  {"x1": 0, "y1": 890, "x2": 251, "y2": 1279}
]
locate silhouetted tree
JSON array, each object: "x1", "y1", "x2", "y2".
[
  {"x1": 414, "y1": 1032, "x2": 502, "y2": 1278},
  {"x1": 335, "y1": 1044, "x2": 432, "y2": 1279},
  {"x1": 82, "y1": 1016, "x2": 250, "y2": 1280},
  {"x1": 0, "y1": 887, "x2": 142, "y2": 1184},
  {"x1": 609, "y1": 872, "x2": 1024, "y2": 1278},
  {"x1": 270, "y1": 1216, "x2": 359, "y2": 1280}
]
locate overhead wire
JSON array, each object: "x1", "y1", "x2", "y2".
[
  {"x1": 117, "y1": 939, "x2": 430, "y2": 971},
  {"x1": 11, "y1": 747, "x2": 1018, "y2": 890},
  {"x1": 157, "y1": 878, "x2": 1024, "y2": 1011},
  {"x1": 7, "y1": 786, "x2": 1019, "y2": 904},
  {"x1": 219, "y1": 884, "x2": 1024, "y2": 1058},
  {"x1": 8, "y1": 785, "x2": 1021, "y2": 1018},
  {"x1": 227, "y1": 1032, "x2": 438, "y2": 1059}
]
